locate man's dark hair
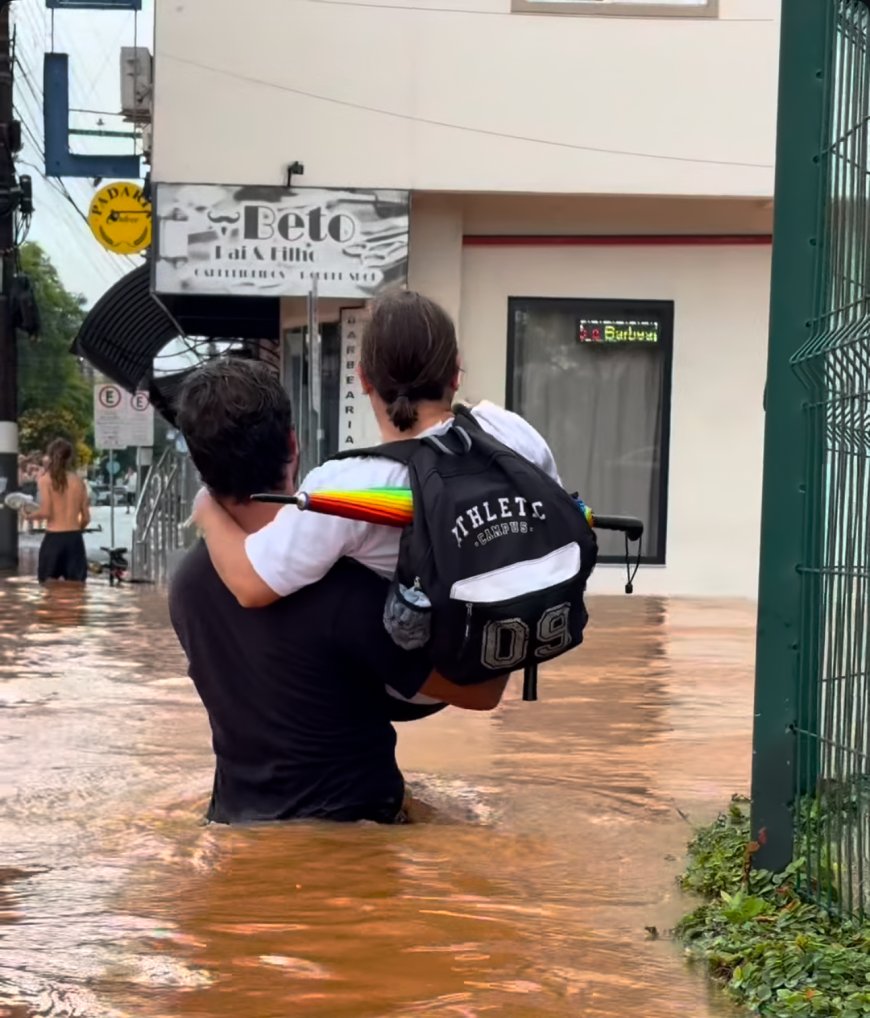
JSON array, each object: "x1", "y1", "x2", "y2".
[{"x1": 176, "y1": 358, "x2": 293, "y2": 501}]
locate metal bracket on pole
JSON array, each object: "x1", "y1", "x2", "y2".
[
  {"x1": 46, "y1": 1, "x2": 143, "y2": 10},
  {"x1": 44, "y1": 53, "x2": 140, "y2": 178}
]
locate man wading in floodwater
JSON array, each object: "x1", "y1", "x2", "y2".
[{"x1": 169, "y1": 359, "x2": 507, "y2": 824}]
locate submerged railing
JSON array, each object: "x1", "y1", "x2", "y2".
[{"x1": 131, "y1": 445, "x2": 198, "y2": 584}]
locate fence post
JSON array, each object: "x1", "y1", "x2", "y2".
[{"x1": 751, "y1": 0, "x2": 831, "y2": 872}]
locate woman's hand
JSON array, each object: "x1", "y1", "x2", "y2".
[
  {"x1": 189, "y1": 488, "x2": 280, "y2": 608},
  {"x1": 190, "y1": 486, "x2": 214, "y2": 527}
]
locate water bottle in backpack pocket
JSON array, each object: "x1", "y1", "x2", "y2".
[{"x1": 383, "y1": 577, "x2": 432, "y2": 651}]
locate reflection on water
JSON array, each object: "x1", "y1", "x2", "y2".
[{"x1": 0, "y1": 576, "x2": 753, "y2": 1017}]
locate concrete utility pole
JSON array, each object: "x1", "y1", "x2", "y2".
[{"x1": 0, "y1": 0, "x2": 16, "y2": 570}]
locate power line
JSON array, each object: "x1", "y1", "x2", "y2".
[
  {"x1": 294, "y1": 0, "x2": 774, "y2": 21},
  {"x1": 13, "y1": 98, "x2": 138, "y2": 283},
  {"x1": 11, "y1": 0, "x2": 144, "y2": 295},
  {"x1": 161, "y1": 51, "x2": 774, "y2": 170},
  {"x1": 12, "y1": 58, "x2": 141, "y2": 272}
]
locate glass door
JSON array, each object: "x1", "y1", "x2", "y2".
[{"x1": 282, "y1": 324, "x2": 341, "y2": 477}]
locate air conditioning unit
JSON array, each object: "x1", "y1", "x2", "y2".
[{"x1": 120, "y1": 47, "x2": 153, "y2": 123}]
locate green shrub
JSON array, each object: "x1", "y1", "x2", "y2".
[{"x1": 676, "y1": 799, "x2": 870, "y2": 1017}]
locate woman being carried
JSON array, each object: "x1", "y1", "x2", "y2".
[{"x1": 193, "y1": 290, "x2": 565, "y2": 711}]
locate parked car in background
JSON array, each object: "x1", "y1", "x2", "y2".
[{"x1": 91, "y1": 483, "x2": 127, "y2": 507}]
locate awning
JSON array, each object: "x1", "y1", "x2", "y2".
[{"x1": 73, "y1": 262, "x2": 281, "y2": 422}]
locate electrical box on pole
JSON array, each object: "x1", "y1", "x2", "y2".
[{"x1": 120, "y1": 47, "x2": 152, "y2": 123}]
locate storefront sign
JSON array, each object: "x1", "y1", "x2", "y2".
[
  {"x1": 88, "y1": 181, "x2": 152, "y2": 255},
  {"x1": 578, "y1": 319, "x2": 660, "y2": 344},
  {"x1": 153, "y1": 184, "x2": 410, "y2": 299},
  {"x1": 338, "y1": 308, "x2": 381, "y2": 450}
]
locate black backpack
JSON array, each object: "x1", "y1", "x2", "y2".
[{"x1": 331, "y1": 406, "x2": 598, "y2": 699}]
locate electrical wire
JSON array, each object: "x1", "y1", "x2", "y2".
[
  {"x1": 294, "y1": 0, "x2": 774, "y2": 21},
  {"x1": 160, "y1": 51, "x2": 774, "y2": 170},
  {"x1": 11, "y1": 0, "x2": 145, "y2": 294},
  {"x1": 13, "y1": 97, "x2": 136, "y2": 283},
  {"x1": 12, "y1": 52, "x2": 141, "y2": 278}
]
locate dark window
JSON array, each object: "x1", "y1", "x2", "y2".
[{"x1": 507, "y1": 297, "x2": 673, "y2": 564}]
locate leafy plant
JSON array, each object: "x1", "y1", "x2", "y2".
[
  {"x1": 676, "y1": 798, "x2": 870, "y2": 1017},
  {"x1": 19, "y1": 408, "x2": 80, "y2": 452}
]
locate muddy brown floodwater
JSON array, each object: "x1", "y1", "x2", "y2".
[{"x1": 0, "y1": 571, "x2": 754, "y2": 1018}]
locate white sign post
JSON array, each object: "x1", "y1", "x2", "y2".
[
  {"x1": 93, "y1": 385, "x2": 155, "y2": 549},
  {"x1": 93, "y1": 383, "x2": 126, "y2": 451},
  {"x1": 94, "y1": 385, "x2": 154, "y2": 449},
  {"x1": 126, "y1": 391, "x2": 155, "y2": 448}
]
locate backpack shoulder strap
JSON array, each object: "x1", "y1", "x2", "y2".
[
  {"x1": 328, "y1": 439, "x2": 420, "y2": 466},
  {"x1": 452, "y1": 402, "x2": 482, "y2": 428},
  {"x1": 330, "y1": 406, "x2": 480, "y2": 465}
]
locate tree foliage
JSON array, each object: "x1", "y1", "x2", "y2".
[{"x1": 16, "y1": 242, "x2": 91, "y2": 452}]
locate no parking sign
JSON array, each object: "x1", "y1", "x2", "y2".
[
  {"x1": 126, "y1": 391, "x2": 154, "y2": 446},
  {"x1": 94, "y1": 384, "x2": 154, "y2": 449}
]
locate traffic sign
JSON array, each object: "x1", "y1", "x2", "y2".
[
  {"x1": 125, "y1": 390, "x2": 155, "y2": 446},
  {"x1": 98, "y1": 384, "x2": 122, "y2": 410},
  {"x1": 94, "y1": 384, "x2": 154, "y2": 450}
]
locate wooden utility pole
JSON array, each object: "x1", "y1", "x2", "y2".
[{"x1": 0, "y1": 0, "x2": 16, "y2": 570}]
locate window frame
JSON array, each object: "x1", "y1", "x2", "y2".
[
  {"x1": 511, "y1": 0, "x2": 718, "y2": 18},
  {"x1": 506, "y1": 295, "x2": 674, "y2": 566}
]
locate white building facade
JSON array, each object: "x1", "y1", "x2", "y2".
[{"x1": 151, "y1": 0, "x2": 780, "y2": 598}]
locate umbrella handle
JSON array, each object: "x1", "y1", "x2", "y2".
[
  {"x1": 589, "y1": 514, "x2": 644, "y2": 543},
  {"x1": 251, "y1": 493, "x2": 302, "y2": 506}
]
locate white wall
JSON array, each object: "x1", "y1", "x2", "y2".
[
  {"x1": 153, "y1": 0, "x2": 779, "y2": 197},
  {"x1": 457, "y1": 241, "x2": 769, "y2": 599}
]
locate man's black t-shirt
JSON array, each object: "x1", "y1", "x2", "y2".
[{"x1": 169, "y1": 543, "x2": 432, "y2": 824}]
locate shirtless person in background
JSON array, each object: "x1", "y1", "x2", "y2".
[{"x1": 28, "y1": 438, "x2": 91, "y2": 583}]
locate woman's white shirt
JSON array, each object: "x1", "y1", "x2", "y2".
[{"x1": 245, "y1": 402, "x2": 561, "y2": 599}]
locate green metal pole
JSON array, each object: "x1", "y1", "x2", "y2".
[{"x1": 751, "y1": 0, "x2": 831, "y2": 872}]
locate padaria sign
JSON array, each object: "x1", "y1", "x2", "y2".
[
  {"x1": 88, "y1": 181, "x2": 152, "y2": 255},
  {"x1": 153, "y1": 184, "x2": 410, "y2": 299}
]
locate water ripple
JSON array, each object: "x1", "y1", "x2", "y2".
[{"x1": 0, "y1": 578, "x2": 752, "y2": 1017}]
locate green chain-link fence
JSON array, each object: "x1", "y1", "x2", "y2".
[{"x1": 752, "y1": 0, "x2": 870, "y2": 918}]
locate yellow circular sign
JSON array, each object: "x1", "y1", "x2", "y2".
[{"x1": 87, "y1": 181, "x2": 152, "y2": 255}]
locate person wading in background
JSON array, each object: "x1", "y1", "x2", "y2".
[{"x1": 27, "y1": 439, "x2": 91, "y2": 583}]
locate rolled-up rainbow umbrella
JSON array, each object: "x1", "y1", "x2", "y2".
[
  {"x1": 253, "y1": 487, "x2": 600, "y2": 530},
  {"x1": 294, "y1": 487, "x2": 415, "y2": 527}
]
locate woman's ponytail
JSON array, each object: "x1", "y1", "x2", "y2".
[{"x1": 386, "y1": 392, "x2": 418, "y2": 432}]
